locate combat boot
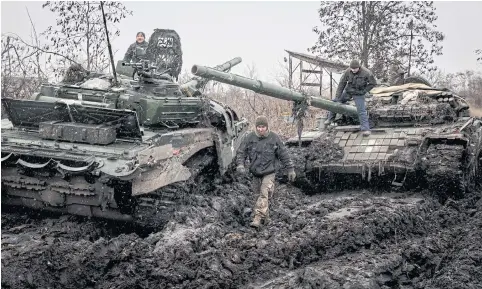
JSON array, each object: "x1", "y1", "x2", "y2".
[
  {"x1": 362, "y1": 130, "x2": 371, "y2": 137},
  {"x1": 250, "y1": 215, "x2": 262, "y2": 228}
]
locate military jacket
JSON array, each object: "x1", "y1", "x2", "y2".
[
  {"x1": 123, "y1": 41, "x2": 149, "y2": 63},
  {"x1": 335, "y1": 66, "x2": 377, "y2": 98},
  {"x1": 236, "y1": 131, "x2": 294, "y2": 177}
]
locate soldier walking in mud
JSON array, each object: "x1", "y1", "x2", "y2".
[
  {"x1": 235, "y1": 116, "x2": 296, "y2": 229},
  {"x1": 123, "y1": 32, "x2": 149, "y2": 63},
  {"x1": 324, "y1": 59, "x2": 377, "y2": 136}
]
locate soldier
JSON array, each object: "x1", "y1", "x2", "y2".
[
  {"x1": 123, "y1": 32, "x2": 149, "y2": 63},
  {"x1": 325, "y1": 59, "x2": 377, "y2": 136},
  {"x1": 236, "y1": 116, "x2": 296, "y2": 228}
]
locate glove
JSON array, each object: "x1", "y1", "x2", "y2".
[
  {"x1": 287, "y1": 168, "x2": 296, "y2": 182},
  {"x1": 236, "y1": 165, "x2": 246, "y2": 175}
]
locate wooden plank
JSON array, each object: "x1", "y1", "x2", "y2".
[
  {"x1": 302, "y1": 69, "x2": 322, "y2": 74},
  {"x1": 301, "y1": 83, "x2": 323, "y2": 87},
  {"x1": 299, "y1": 61, "x2": 303, "y2": 88}
]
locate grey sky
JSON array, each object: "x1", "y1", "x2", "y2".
[{"x1": 2, "y1": 1, "x2": 482, "y2": 82}]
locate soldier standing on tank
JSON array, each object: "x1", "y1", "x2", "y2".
[
  {"x1": 235, "y1": 116, "x2": 296, "y2": 229},
  {"x1": 123, "y1": 32, "x2": 149, "y2": 63},
  {"x1": 324, "y1": 59, "x2": 377, "y2": 136}
]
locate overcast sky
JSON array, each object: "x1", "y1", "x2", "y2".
[{"x1": 2, "y1": 1, "x2": 482, "y2": 82}]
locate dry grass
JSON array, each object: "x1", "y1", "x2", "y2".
[
  {"x1": 208, "y1": 90, "x2": 324, "y2": 138},
  {"x1": 469, "y1": 106, "x2": 482, "y2": 117},
  {"x1": 467, "y1": 99, "x2": 482, "y2": 117}
]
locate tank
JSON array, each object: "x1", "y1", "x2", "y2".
[
  {"x1": 1, "y1": 29, "x2": 250, "y2": 227},
  {"x1": 190, "y1": 64, "x2": 482, "y2": 199}
]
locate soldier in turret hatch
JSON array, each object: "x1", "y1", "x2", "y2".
[
  {"x1": 235, "y1": 116, "x2": 296, "y2": 229},
  {"x1": 324, "y1": 59, "x2": 377, "y2": 136},
  {"x1": 123, "y1": 32, "x2": 149, "y2": 63}
]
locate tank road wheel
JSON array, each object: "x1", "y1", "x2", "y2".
[{"x1": 423, "y1": 144, "x2": 467, "y2": 201}]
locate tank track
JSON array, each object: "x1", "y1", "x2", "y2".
[
  {"x1": 1, "y1": 149, "x2": 219, "y2": 231},
  {"x1": 422, "y1": 144, "x2": 466, "y2": 201},
  {"x1": 285, "y1": 141, "x2": 472, "y2": 198}
]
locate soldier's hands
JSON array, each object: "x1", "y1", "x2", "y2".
[
  {"x1": 287, "y1": 168, "x2": 296, "y2": 182},
  {"x1": 236, "y1": 165, "x2": 246, "y2": 175}
]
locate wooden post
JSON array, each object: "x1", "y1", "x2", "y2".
[
  {"x1": 329, "y1": 71, "x2": 333, "y2": 99},
  {"x1": 288, "y1": 55, "x2": 293, "y2": 89},
  {"x1": 299, "y1": 60, "x2": 303, "y2": 89},
  {"x1": 319, "y1": 67, "x2": 323, "y2": 96}
]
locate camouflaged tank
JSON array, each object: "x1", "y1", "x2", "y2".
[
  {"x1": 1, "y1": 29, "x2": 249, "y2": 227},
  {"x1": 191, "y1": 64, "x2": 482, "y2": 199}
]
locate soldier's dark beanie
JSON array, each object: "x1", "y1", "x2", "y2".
[
  {"x1": 350, "y1": 59, "x2": 360, "y2": 69},
  {"x1": 136, "y1": 32, "x2": 145, "y2": 37},
  {"x1": 255, "y1": 116, "x2": 269, "y2": 127}
]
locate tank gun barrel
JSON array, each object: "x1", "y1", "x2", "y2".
[
  {"x1": 190, "y1": 64, "x2": 359, "y2": 117},
  {"x1": 180, "y1": 57, "x2": 242, "y2": 95}
]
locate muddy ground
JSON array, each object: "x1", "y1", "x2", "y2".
[{"x1": 2, "y1": 162, "x2": 482, "y2": 289}]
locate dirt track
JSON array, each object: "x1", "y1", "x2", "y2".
[{"x1": 2, "y1": 172, "x2": 481, "y2": 289}]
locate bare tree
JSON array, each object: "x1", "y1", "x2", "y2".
[
  {"x1": 311, "y1": 1, "x2": 445, "y2": 80},
  {"x1": 1, "y1": 35, "x2": 47, "y2": 100},
  {"x1": 41, "y1": 1, "x2": 132, "y2": 76}
]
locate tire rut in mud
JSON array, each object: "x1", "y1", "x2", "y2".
[
  {"x1": 2, "y1": 176, "x2": 481, "y2": 288},
  {"x1": 252, "y1": 191, "x2": 482, "y2": 289}
]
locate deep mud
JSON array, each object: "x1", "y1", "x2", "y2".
[{"x1": 2, "y1": 171, "x2": 481, "y2": 288}]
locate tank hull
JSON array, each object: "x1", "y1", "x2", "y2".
[
  {"x1": 1, "y1": 118, "x2": 248, "y2": 225},
  {"x1": 287, "y1": 118, "x2": 482, "y2": 199}
]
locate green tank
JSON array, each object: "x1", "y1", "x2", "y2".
[
  {"x1": 191, "y1": 64, "x2": 482, "y2": 199},
  {"x1": 1, "y1": 29, "x2": 249, "y2": 227}
]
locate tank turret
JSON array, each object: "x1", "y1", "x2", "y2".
[{"x1": 191, "y1": 64, "x2": 472, "y2": 128}]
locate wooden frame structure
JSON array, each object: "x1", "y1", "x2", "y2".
[{"x1": 285, "y1": 50, "x2": 347, "y2": 99}]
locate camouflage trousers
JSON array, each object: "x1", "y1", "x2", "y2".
[{"x1": 252, "y1": 173, "x2": 276, "y2": 219}]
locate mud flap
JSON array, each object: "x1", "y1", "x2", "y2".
[
  {"x1": 131, "y1": 159, "x2": 191, "y2": 196},
  {"x1": 213, "y1": 130, "x2": 248, "y2": 176}
]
